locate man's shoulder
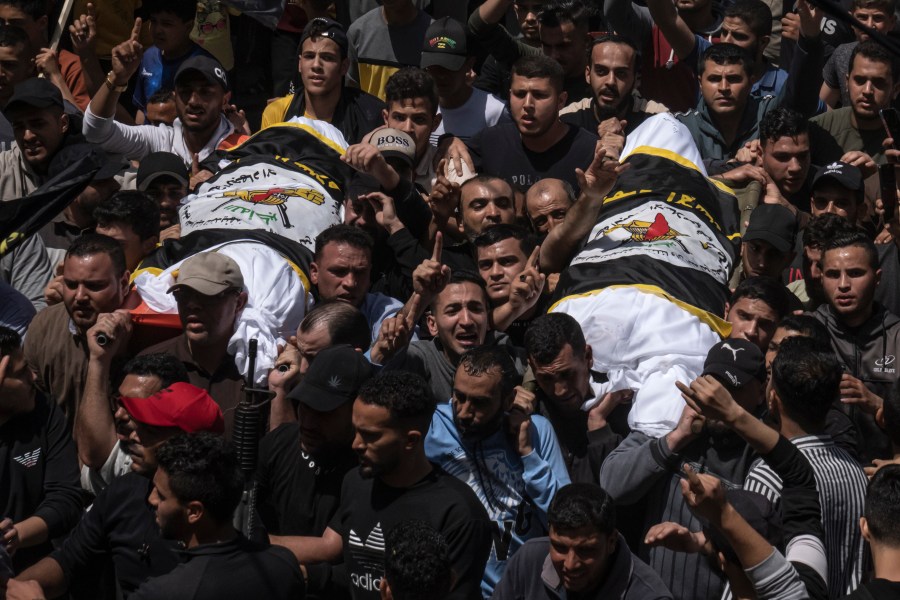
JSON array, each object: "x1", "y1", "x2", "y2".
[
  {"x1": 568, "y1": 123, "x2": 601, "y2": 146},
  {"x1": 259, "y1": 422, "x2": 300, "y2": 458},
  {"x1": 139, "y1": 334, "x2": 186, "y2": 357},
  {"x1": 26, "y1": 303, "x2": 69, "y2": 337},
  {"x1": 810, "y1": 106, "x2": 852, "y2": 129},
  {"x1": 627, "y1": 551, "x2": 675, "y2": 599},
  {"x1": 423, "y1": 468, "x2": 491, "y2": 518},
  {"x1": 350, "y1": 7, "x2": 385, "y2": 31}
]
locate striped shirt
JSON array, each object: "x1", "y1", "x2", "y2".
[{"x1": 743, "y1": 434, "x2": 869, "y2": 599}]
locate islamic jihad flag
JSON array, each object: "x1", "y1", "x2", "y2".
[
  {"x1": 0, "y1": 150, "x2": 101, "y2": 258},
  {"x1": 553, "y1": 150, "x2": 742, "y2": 318},
  {"x1": 182, "y1": 122, "x2": 354, "y2": 252}
]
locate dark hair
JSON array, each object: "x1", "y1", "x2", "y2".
[
  {"x1": 143, "y1": 0, "x2": 197, "y2": 22},
  {"x1": 383, "y1": 520, "x2": 452, "y2": 600},
  {"x1": 0, "y1": 23, "x2": 30, "y2": 52},
  {"x1": 548, "y1": 483, "x2": 616, "y2": 535},
  {"x1": 724, "y1": 0, "x2": 773, "y2": 38},
  {"x1": 0, "y1": 325, "x2": 21, "y2": 357},
  {"x1": 850, "y1": 39, "x2": 899, "y2": 81},
  {"x1": 472, "y1": 224, "x2": 539, "y2": 258},
  {"x1": 591, "y1": 33, "x2": 641, "y2": 73},
  {"x1": 122, "y1": 353, "x2": 189, "y2": 388},
  {"x1": 760, "y1": 107, "x2": 808, "y2": 145},
  {"x1": 512, "y1": 54, "x2": 565, "y2": 94},
  {"x1": 775, "y1": 314, "x2": 831, "y2": 350},
  {"x1": 524, "y1": 312, "x2": 587, "y2": 364},
  {"x1": 65, "y1": 233, "x2": 127, "y2": 277},
  {"x1": 823, "y1": 230, "x2": 879, "y2": 271},
  {"x1": 458, "y1": 346, "x2": 519, "y2": 401},
  {"x1": 432, "y1": 271, "x2": 491, "y2": 312},
  {"x1": 772, "y1": 336, "x2": 841, "y2": 430},
  {"x1": 853, "y1": 0, "x2": 896, "y2": 12},
  {"x1": 357, "y1": 371, "x2": 436, "y2": 430},
  {"x1": 729, "y1": 276, "x2": 791, "y2": 321},
  {"x1": 314, "y1": 224, "x2": 374, "y2": 260},
  {"x1": 865, "y1": 464, "x2": 900, "y2": 547},
  {"x1": 385, "y1": 67, "x2": 438, "y2": 116},
  {"x1": 298, "y1": 301, "x2": 371, "y2": 351},
  {"x1": 147, "y1": 88, "x2": 175, "y2": 105},
  {"x1": 539, "y1": 0, "x2": 591, "y2": 30},
  {"x1": 884, "y1": 379, "x2": 900, "y2": 447},
  {"x1": 699, "y1": 43, "x2": 754, "y2": 76},
  {"x1": 0, "y1": 0, "x2": 45, "y2": 20},
  {"x1": 94, "y1": 191, "x2": 161, "y2": 242},
  {"x1": 802, "y1": 213, "x2": 858, "y2": 250},
  {"x1": 154, "y1": 433, "x2": 243, "y2": 523}
]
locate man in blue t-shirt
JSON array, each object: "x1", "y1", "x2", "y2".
[{"x1": 133, "y1": 0, "x2": 213, "y2": 117}]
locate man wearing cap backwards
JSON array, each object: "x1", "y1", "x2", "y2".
[
  {"x1": 740, "y1": 204, "x2": 798, "y2": 281},
  {"x1": 811, "y1": 231, "x2": 900, "y2": 463},
  {"x1": 84, "y1": 25, "x2": 247, "y2": 165},
  {"x1": 11, "y1": 381, "x2": 224, "y2": 598},
  {"x1": 258, "y1": 345, "x2": 372, "y2": 598},
  {"x1": 139, "y1": 251, "x2": 248, "y2": 437},
  {"x1": 262, "y1": 17, "x2": 385, "y2": 144},
  {"x1": 600, "y1": 339, "x2": 766, "y2": 600},
  {"x1": 136, "y1": 151, "x2": 190, "y2": 234},
  {"x1": 130, "y1": 433, "x2": 306, "y2": 600},
  {"x1": 421, "y1": 17, "x2": 510, "y2": 145}
]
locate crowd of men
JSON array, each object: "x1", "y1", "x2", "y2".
[{"x1": 2, "y1": 0, "x2": 900, "y2": 598}]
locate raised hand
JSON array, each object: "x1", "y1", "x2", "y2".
[
  {"x1": 190, "y1": 153, "x2": 214, "y2": 190},
  {"x1": 506, "y1": 245, "x2": 546, "y2": 319},
  {"x1": 342, "y1": 142, "x2": 399, "y2": 190},
  {"x1": 429, "y1": 159, "x2": 462, "y2": 227},
  {"x1": 680, "y1": 464, "x2": 728, "y2": 525},
  {"x1": 86, "y1": 309, "x2": 133, "y2": 361},
  {"x1": 224, "y1": 104, "x2": 251, "y2": 136},
  {"x1": 371, "y1": 293, "x2": 421, "y2": 365},
  {"x1": 110, "y1": 18, "x2": 144, "y2": 85},
  {"x1": 645, "y1": 521, "x2": 706, "y2": 553},
  {"x1": 363, "y1": 191, "x2": 403, "y2": 234},
  {"x1": 575, "y1": 142, "x2": 628, "y2": 202},
  {"x1": 676, "y1": 375, "x2": 743, "y2": 425},
  {"x1": 35, "y1": 48, "x2": 61, "y2": 79},
  {"x1": 412, "y1": 232, "x2": 451, "y2": 299},
  {"x1": 796, "y1": 0, "x2": 822, "y2": 39},
  {"x1": 69, "y1": 2, "x2": 98, "y2": 55},
  {"x1": 840, "y1": 373, "x2": 883, "y2": 415},
  {"x1": 268, "y1": 339, "x2": 300, "y2": 392}
]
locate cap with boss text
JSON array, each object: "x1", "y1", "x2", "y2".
[
  {"x1": 167, "y1": 252, "x2": 244, "y2": 296},
  {"x1": 5, "y1": 77, "x2": 63, "y2": 113},
  {"x1": 702, "y1": 339, "x2": 766, "y2": 388},
  {"x1": 812, "y1": 161, "x2": 864, "y2": 193},
  {"x1": 300, "y1": 17, "x2": 348, "y2": 57},
  {"x1": 287, "y1": 345, "x2": 373, "y2": 412},
  {"x1": 743, "y1": 204, "x2": 797, "y2": 253},
  {"x1": 369, "y1": 128, "x2": 416, "y2": 167},
  {"x1": 421, "y1": 17, "x2": 469, "y2": 71},
  {"x1": 119, "y1": 382, "x2": 225, "y2": 433},
  {"x1": 175, "y1": 55, "x2": 229, "y2": 91}
]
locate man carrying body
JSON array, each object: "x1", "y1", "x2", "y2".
[
  {"x1": 139, "y1": 252, "x2": 248, "y2": 436},
  {"x1": 262, "y1": 17, "x2": 384, "y2": 143},
  {"x1": 425, "y1": 346, "x2": 570, "y2": 595},
  {"x1": 24, "y1": 234, "x2": 130, "y2": 433}
]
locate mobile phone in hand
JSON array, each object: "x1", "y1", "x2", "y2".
[{"x1": 880, "y1": 108, "x2": 900, "y2": 148}]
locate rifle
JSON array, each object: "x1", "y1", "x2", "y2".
[{"x1": 232, "y1": 339, "x2": 267, "y2": 538}]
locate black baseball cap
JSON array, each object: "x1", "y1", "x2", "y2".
[
  {"x1": 300, "y1": 17, "x2": 348, "y2": 57},
  {"x1": 175, "y1": 55, "x2": 229, "y2": 91},
  {"x1": 137, "y1": 152, "x2": 190, "y2": 190},
  {"x1": 287, "y1": 345, "x2": 372, "y2": 412},
  {"x1": 811, "y1": 161, "x2": 864, "y2": 193},
  {"x1": 421, "y1": 17, "x2": 469, "y2": 71},
  {"x1": 5, "y1": 77, "x2": 63, "y2": 113},
  {"x1": 743, "y1": 204, "x2": 797, "y2": 253},
  {"x1": 702, "y1": 339, "x2": 766, "y2": 388}
]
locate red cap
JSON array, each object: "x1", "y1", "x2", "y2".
[{"x1": 119, "y1": 382, "x2": 225, "y2": 434}]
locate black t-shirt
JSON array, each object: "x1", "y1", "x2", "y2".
[
  {"x1": 466, "y1": 122, "x2": 599, "y2": 194},
  {"x1": 560, "y1": 100, "x2": 654, "y2": 137},
  {"x1": 255, "y1": 423, "x2": 356, "y2": 537},
  {"x1": 843, "y1": 578, "x2": 900, "y2": 600},
  {"x1": 330, "y1": 466, "x2": 492, "y2": 600},
  {"x1": 876, "y1": 242, "x2": 900, "y2": 318}
]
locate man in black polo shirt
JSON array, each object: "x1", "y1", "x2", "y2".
[
  {"x1": 130, "y1": 433, "x2": 305, "y2": 600},
  {"x1": 11, "y1": 383, "x2": 224, "y2": 598}
]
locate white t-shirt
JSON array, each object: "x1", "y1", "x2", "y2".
[{"x1": 429, "y1": 88, "x2": 510, "y2": 146}]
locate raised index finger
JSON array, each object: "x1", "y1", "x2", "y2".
[
  {"x1": 527, "y1": 245, "x2": 541, "y2": 270},
  {"x1": 432, "y1": 231, "x2": 443, "y2": 262},
  {"x1": 404, "y1": 293, "x2": 422, "y2": 328},
  {"x1": 130, "y1": 17, "x2": 142, "y2": 42}
]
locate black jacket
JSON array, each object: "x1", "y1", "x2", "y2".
[
  {"x1": 811, "y1": 303, "x2": 900, "y2": 462},
  {"x1": 0, "y1": 393, "x2": 81, "y2": 572},
  {"x1": 284, "y1": 87, "x2": 385, "y2": 145}
]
